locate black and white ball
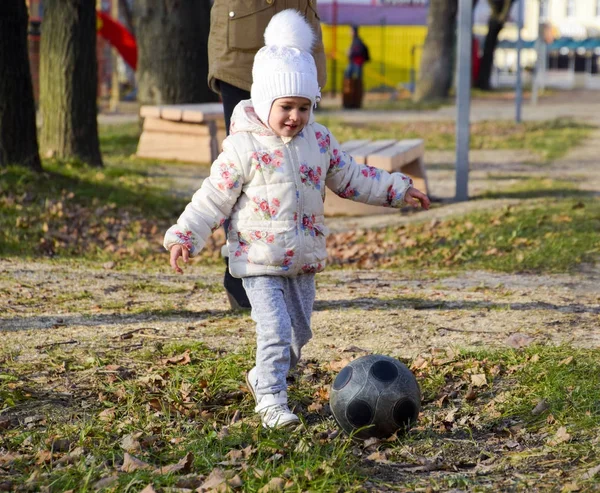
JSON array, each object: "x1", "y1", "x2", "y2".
[{"x1": 330, "y1": 354, "x2": 421, "y2": 439}]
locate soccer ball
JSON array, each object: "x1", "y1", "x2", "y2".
[{"x1": 329, "y1": 354, "x2": 421, "y2": 439}]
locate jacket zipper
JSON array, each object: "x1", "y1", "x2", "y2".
[{"x1": 286, "y1": 139, "x2": 303, "y2": 276}]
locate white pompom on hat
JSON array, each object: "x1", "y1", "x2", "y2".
[{"x1": 251, "y1": 9, "x2": 321, "y2": 127}]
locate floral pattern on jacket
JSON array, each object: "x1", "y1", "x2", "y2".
[{"x1": 163, "y1": 100, "x2": 413, "y2": 278}]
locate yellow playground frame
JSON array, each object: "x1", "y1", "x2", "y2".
[{"x1": 321, "y1": 24, "x2": 428, "y2": 94}]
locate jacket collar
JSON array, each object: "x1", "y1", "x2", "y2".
[{"x1": 229, "y1": 99, "x2": 314, "y2": 139}]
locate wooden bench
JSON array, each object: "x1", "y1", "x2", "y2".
[
  {"x1": 324, "y1": 138, "x2": 427, "y2": 217},
  {"x1": 136, "y1": 103, "x2": 226, "y2": 164},
  {"x1": 136, "y1": 107, "x2": 427, "y2": 217}
]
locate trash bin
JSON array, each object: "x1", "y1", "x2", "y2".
[{"x1": 342, "y1": 76, "x2": 363, "y2": 109}]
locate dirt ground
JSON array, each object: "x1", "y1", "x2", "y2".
[{"x1": 2, "y1": 92, "x2": 600, "y2": 363}]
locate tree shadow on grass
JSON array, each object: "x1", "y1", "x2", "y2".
[
  {"x1": 0, "y1": 165, "x2": 184, "y2": 220},
  {"x1": 475, "y1": 188, "x2": 597, "y2": 201},
  {"x1": 314, "y1": 296, "x2": 600, "y2": 314},
  {"x1": 0, "y1": 308, "x2": 246, "y2": 332}
]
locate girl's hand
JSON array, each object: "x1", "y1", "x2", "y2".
[
  {"x1": 404, "y1": 187, "x2": 431, "y2": 210},
  {"x1": 169, "y1": 244, "x2": 190, "y2": 274}
]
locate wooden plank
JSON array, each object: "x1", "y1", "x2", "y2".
[
  {"x1": 367, "y1": 139, "x2": 424, "y2": 171},
  {"x1": 140, "y1": 103, "x2": 224, "y2": 122},
  {"x1": 136, "y1": 128, "x2": 226, "y2": 164},
  {"x1": 143, "y1": 117, "x2": 212, "y2": 136},
  {"x1": 340, "y1": 139, "x2": 371, "y2": 153},
  {"x1": 349, "y1": 139, "x2": 396, "y2": 164},
  {"x1": 181, "y1": 103, "x2": 224, "y2": 123},
  {"x1": 139, "y1": 105, "x2": 163, "y2": 119}
]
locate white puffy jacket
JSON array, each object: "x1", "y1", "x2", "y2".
[{"x1": 163, "y1": 100, "x2": 413, "y2": 278}]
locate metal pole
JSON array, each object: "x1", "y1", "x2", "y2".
[
  {"x1": 410, "y1": 45, "x2": 416, "y2": 93},
  {"x1": 515, "y1": 0, "x2": 524, "y2": 122},
  {"x1": 331, "y1": 0, "x2": 338, "y2": 97},
  {"x1": 380, "y1": 18, "x2": 385, "y2": 82},
  {"x1": 455, "y1": 0, "x2": 473, "y2": 202},
  {"x1": 531, "y1": 0, "x2": 546, "y2": 105}
]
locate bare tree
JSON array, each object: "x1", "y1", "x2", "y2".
[
  {"x1": 39, "y1": 0, "x2": 102, "y2": 167},
  {"x1": 413, "y1": 0, "x2": 458, "y2": 102},
  {"x1": 475, "y1": 0, "x2": 516, "y2": 90},
  {"x1": 133, "y1": 0, "x2": 219, "y2": 105},
  {"x1": 0, "y1": 0, "x2": 42, "y2": 170}
]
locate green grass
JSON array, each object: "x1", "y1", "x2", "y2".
[
  {"x1": 328, "y1": 195, "x2": 600, "y2": 273},
  {"x1": 1, "y1": 122, "x2": 598, "y2": 276},
  {"x1": 317, "y1": 117, "x2": 595, "y2": 161},
  {"x1": 1, "y1": 342, "x2": 599, "y2": 491},
  {"x1": 0, "y1": 123, "x2": 189, "y2": 262}
]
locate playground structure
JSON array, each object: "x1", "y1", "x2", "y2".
[{"x1": 493, "y1": 37, "x2": 600, "y2": 91}]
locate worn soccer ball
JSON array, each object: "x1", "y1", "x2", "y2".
[{"x1": 329, "y1": 354, "x2": 421, "y2": 439}]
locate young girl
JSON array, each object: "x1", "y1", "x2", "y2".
[{"x1": 164, "y1": 9, "x2": 430, "y2": 429}]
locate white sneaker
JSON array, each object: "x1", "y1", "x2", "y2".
[{"x1": 246, "y1": 367, "x2": 300, "y2": 429}]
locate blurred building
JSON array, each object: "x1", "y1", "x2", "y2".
[{"x1": 475, "y1": 0, "x2": 600, "y2": 89}]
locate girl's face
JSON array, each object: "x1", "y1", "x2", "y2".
[{"x1": 268, "y1": 97, "x2": 311, "y2": 138}]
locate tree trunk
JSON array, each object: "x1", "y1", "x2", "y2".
[
  {"x1": 475, "y1": 0, "x2": 515, "y2": 90},
  {"x1": 475, "y1": 18, "x2": 503, "y2": 90},
  {"x1": 39, "y1": 0, "x2": 102, "y2": 167},
  {"x1": 133, "y1": 0, "x2": 219, "y2": 105},
  {"x1": 413, "y1": 0, "x2": 458, "y2": 102},
  {"x1": 0, "y1": 0, "x2": 42, "y2": 171}
]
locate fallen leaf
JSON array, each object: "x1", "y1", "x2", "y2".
[
  {"x1": 120, "y1": 434, "x2": 141, "y2": 453},
  {"x1": 93, "y1": 474, "x2": 119, "y2": 490},
  {"x1": 35, "y1": 450, "x2": 52, "y2": 464},
  {"x1": 410, "y1": 355, "x2": 429, "y2": 370},
  {"x1": 532, "y1": 399, "x2": 549, "y2": 416},
  {"x1": 153, "y1": 452, "x2": 194, "y2": 475},
  {"x1": 98, "y1": 407, "x2": 116, "y2": 422},
  {"x1": 175, "y1": 475, "x2": 205, "y2": 489},
  {"x1": 366, "y1": 451, "x2": 389, "y2": 463},
  {"x1": 56, "y1": 447, "x2": 85, "y2": 465},
  {"x1": 558, "y1": 356, "x2": 573, "y2": 366},
  {"x1": 140, "y1": 485, "x2": 157, "y2": 493},
  {"x1": 258, "y1": 477, "x2": 286, "y2": 492},
  {"x1": 121, "y1": 453, "x2": 152, "y2": 472},
  {"x1": 471, "y1": 374, "x2": 487, "y2": 387},
  {"x1": 196, "y1": 468, "x2": 241, "y2": 492},
  {"x1": 465, "y1": 386, "x2": 478, "y2": 401},
  {"x1": 161, "y1": 349, "x2": 191, "y2": 366},
  {"x1": 307, "y1": 402, "x2": 323, "y2": 413},
  {"x1": 341, "y1": 345, "x2": 369, "y2": 353},
  {"x1": 547, "y1": 426, "x2": 571, "y2": 446},
  {"x1": 582, "y1": 464, "x2": 600, "y2": 480},
  {"x1": 505, "y1": 333, "x2": 535, "y2": 349},
  {"x1": 327, "y1": 359, "x2": 350, "y2": 372},
  {"x1": 230, "y1": 409, "x2": 242, "y2": 424},
  {"x1": 444, "y1": 408, "x2": 457, "y2": 424}
]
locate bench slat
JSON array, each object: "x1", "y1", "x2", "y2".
[
  {"x1": 367, "y1": 139, "x2": 425, "y2": 171},
  {"x1": 340, "y1": 139, "x2": 371, "y2": 153},
  {"x1": 140, "y1": 103, "x2": 224, "y2": 123},
  {"x1": 350, "y1": 139, "x2": 397, "y2": 164}
]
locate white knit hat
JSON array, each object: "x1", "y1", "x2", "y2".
[{"x1": 251, "y1": 9, "x2": 320, "y2": 127}]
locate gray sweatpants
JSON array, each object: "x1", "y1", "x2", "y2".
[{"x1": 242, "y1": 274, "x2": 316, "y2": 399}]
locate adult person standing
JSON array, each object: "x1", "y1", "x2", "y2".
[
  {"x1": 344, "y1": 25, "x2": 370, "y2": 81},
  {"x1": 343, "y1": 25, "x2": 369, "y2": 109},
  {"x1": 207, "y1": 0, "x2": 328, "y2": 310}
]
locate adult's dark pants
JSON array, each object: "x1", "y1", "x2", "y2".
[{"x1": 219, "y1": 80, "x2": 252, "y2": 309}]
